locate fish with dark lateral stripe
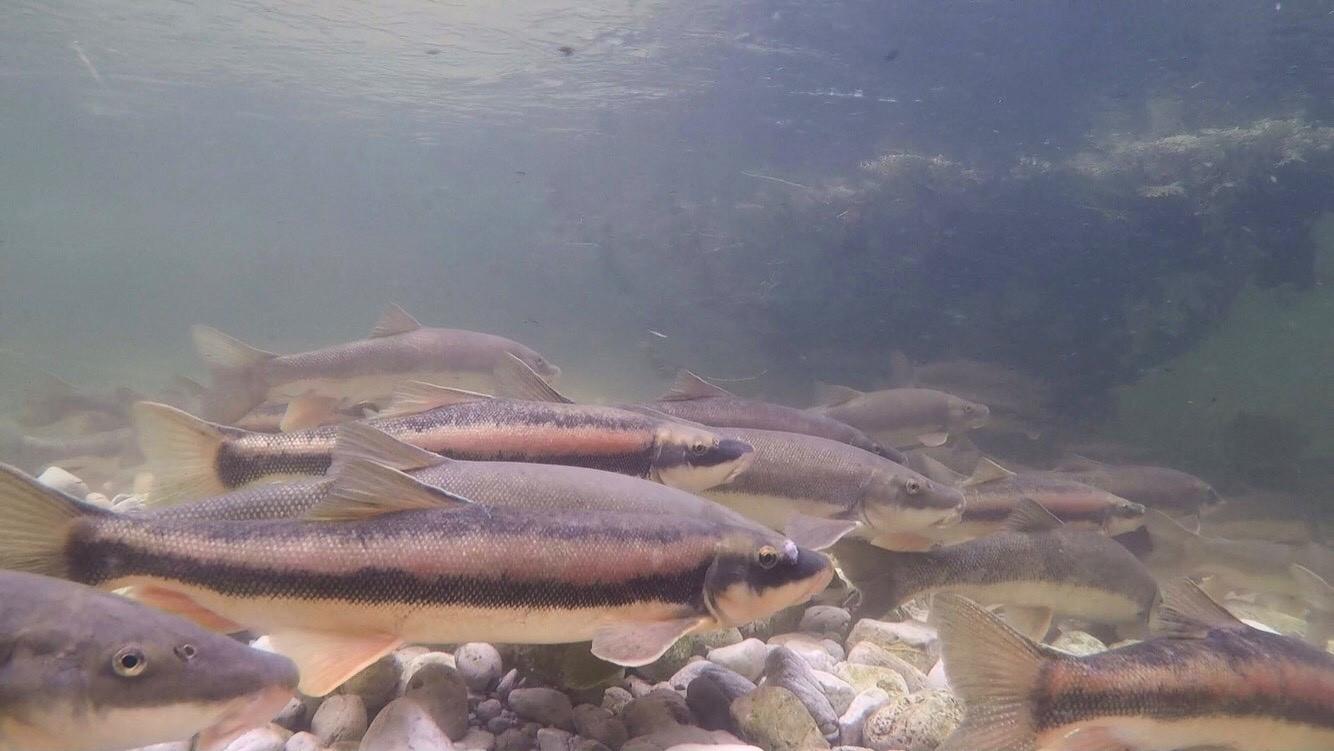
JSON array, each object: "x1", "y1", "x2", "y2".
[
  {"x1": 0, "y1": 570, "x2": 296, "y2": 751},
  {"x1": 193, "y1": 304, "x2": 559, "y2": 425},
  {"x1": 1043, "y1": 455, "x2": 1222, "y2": 514},
  {"x1": 931, "y1": 582, "x2": 1334, "y2": 751},
  {"x1": 833, "y1": 499, "x2": 1159, "y2": 638},
  {"x1": 0, "y1": 463, "x2": 830, "y2": 698}
]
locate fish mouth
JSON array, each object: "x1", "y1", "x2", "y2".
[
  {"x1": 721, "y1": 444, "x2": 756, "y2": 483},
  {"x1": 191, "y1": 685, "x2": 294, "y2": 751},
  {"x1": 932, "y1": 507, "x2": 964, "y2": 527}
]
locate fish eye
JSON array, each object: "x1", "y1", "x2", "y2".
[
  {"x1": 905, "y1": 479, "x2": 922, "y2": 495},
  {"x1": 174, "y1": 644, "x2": 197, "y2": 661},
  {"x1": 757, "y1": 546, "x2": 780, "y2": 569},
  {"x1": 113, "y1": 647, "x2": 148, "y2": 678},
  {"x1": 690, "y1": 441, "x2": 709, "y2": 455},
  {"x1": 962, "y1": 404, "x2": 974, "y2": 413}
]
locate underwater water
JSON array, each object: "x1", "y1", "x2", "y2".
[{"x1": 0, "y1": 2, "x2": 1331, "y2": 750}]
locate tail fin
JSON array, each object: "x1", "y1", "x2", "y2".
[
  {"x1": 931, "y1": 593, "x2": 1046, "y2": 751},
  {"x1": 132, "y1": 402, "x2": 231, "y2": 504},
  {"x1": 0, "y1": 463, "x2": 103, "y2": 579},
  {"x1": 494, "y1": 353, "x2": 573, "y2": 403},
  {"x1": 191, "y1": 325, "x2": 273, "y2": 422}
]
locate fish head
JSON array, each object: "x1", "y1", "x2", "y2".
[
  {"x1": 509, "y1": 346, "x2": 561, "y2": 381},
  {"x1": 945, "y1": 394, "x2": 990, "y2": 431},
  {"x1": 1102, "y1": 498, "x2": 1148, "y2": 536},
  {"x1": 651, "y1": 425, "x2": 755, "y2": 492},
  {"x1": 704, "y1": 530, "x2": 833, "y2": 626},
  {"x1": 70, "y1": 609, "x2": 298, "y2": 751},
  {"x1": 860, "y1": 467, "x2": 966, "y2": 533}
]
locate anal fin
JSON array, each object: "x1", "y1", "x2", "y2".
[
  {"x1": 267, "y1": 630, "x2": 402, "y2": 696},
  {"x1": 590, "y1": 616, "x2": 709, "y2": 667}
]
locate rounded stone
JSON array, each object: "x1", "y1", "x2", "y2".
[
  {"x1": 729, "y1": 686, "x2": 830, "y2": 751},
  {"x1": 224, "y1": 724, "x2": 293, "y2": 751},
  {"x1": 572, "y1": 704, "x2": 628, "y2": 751},
  {"x1": 861, "y1": 690, "x2": 963, "y2": 751},
  {"x1": 311, "y1": 695, "x2": 368, "y2": 746},
  {"x1": 837, "y1": 688, "x2": 891, "y2": 748},
  {"x1": 600, "y1": 686, "x2": 633, "y2": 715},
  {"x1": 403, "y1": 663, "x2": 470, "y2": 740},
  {"x1": 455, "y1": 643, "x2": 505, "y2": 693},
  {"x1": 283, "y1": 732, "x2": 323, "y2": 751},
  {"x1": 761, "y1": 646, "x2": 839, "y2": 740},
  {"x1": 620, "y1": 689, "x2": 691, "y2": 738},
  {"x1": 495, "y1": 727, "x2": 534, "y2": 751},
  {"x1": 338, "y1": 654, "x2": 401, "y2": 714},
  {"x1": 800, "y1": 606, "x2": 853, "y2": 639},
  {"x1": 1051, "y1": 630, "x2": 1108, "y2": 656},
  {"x1": 833, "y1": 663, "x2": 909, "y2": 698},
  {"x1": 507, "y1": 687, "x2": 574, "y2": 731},
  {"x1": 706, "y1": 639, "x2": 770, "y2": 681},
  {"x1": 845, "y1": 642, "x2": 928, "y2": 691}
]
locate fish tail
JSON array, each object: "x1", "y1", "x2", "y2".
[
  {"x1": 191, "y1": 325, "x2": 272, "y2": 422},
  {"x1": 132, "y1": 402, "x2": 231, "y2": 504},
  {"x1": 0, "y1": 462, "x2": 106, "y2": 579},
  {"x1": 931, "y1": 593, "x2": 1046, "y2": 751}
]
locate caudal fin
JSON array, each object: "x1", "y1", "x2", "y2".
[
  {"x1": 191, "y1": 325, "x2": 273, "y2": 422},
  {"x1": 0, "y1": 463, "x2": 103, "y2": 579},
  {"x1": 132, "y1": 402, "x2": 231, "y2": 504},
  {"x1": 931, "y1": 593, "x2": 1046, "y2": 751}
]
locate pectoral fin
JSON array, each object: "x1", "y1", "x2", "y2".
[
  {"x1": 267, "y1": 630, "x2": 403, "y2": 696},
  {"x1": 917, "y1": 432, "x2": 949, "y2": 447},
  {"x1": 590, "y1": 617, "x2": 709, "y2": 667},
  {"x1": 785, "y1": 513, "x2": 860, "y2": 550}
]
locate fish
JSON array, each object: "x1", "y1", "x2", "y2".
[
  {"x1": 833, "y1": 499, "x2": 1159, "y2": 638},
  {"x1": 0, "y1": 462, "x2": 832, "y2": 697},
  {"x1": 193, "y1": 304, "x2": 560, "y2": 426},
  {"x1": 133, "y1": 370, "x2": 753, "y2": 502},
  {"x1": 907, "y1": 455, "x2": 1146, "y2": 544},
  {"x1": 1043, "y1": 455, "x2": 1222, "y2": 514},
  {"x1": 808, "y1": 385, "x2": 989, "y2": 448},
  {"x1": 696, "y1": 427, "x2": 965, "y2": 552},
  {"x1": 633, "y1": 369, "x2": 903, "y2": 462},
  {"x1": 888, "y1": 352, "x2": 1051, "y2": 437},
  {"x1": 931, "y1": 581, "x2": 1334, "y2": 751},
  {"x1": 143, "y1": 422, "x2": 808, "y2": 543},
  {"x1": 18, "y1": 372, "x2": 140, "y2": 430},
  {"x1": 232, "y1": 399, "x2": 371, "y2": 433},
  {"x1": 0, "y1": 569, "x2": 297, "y2": 751},
  {"x1": 1, "y1": 427, "x2": 141, "y2": 476}
]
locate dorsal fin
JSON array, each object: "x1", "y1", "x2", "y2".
[
  {"x1": 494, "y1": 353, "x2": 573, "y2": 404},
  {"x1": 379, "y1": 381, "x2": 492, "y2": 418},
  {"x1": 1003, "y1": 498, "x2": 1064, "y2": 533},
  {"x1": 331, "y1": 423, "x2": 446, "y2": 473},
  {"x1": 310, "y1": 458, "x2": 473, "y2": 522},
  {"x1": 1151, "y1": 579, "x2": 1247, "y2": 638},
  {"x1": 814, "y1": 383, "x2": 863, "y2": 407},
  {"x1": 659, "y1": 370, "x2": 734, "y2": 401},
  {"x1": 369, "y1": 304, "x2": 423, "y2": 338},
  {"x1": 962, "y1": 457, "x2": 1016, "y2": 487}
]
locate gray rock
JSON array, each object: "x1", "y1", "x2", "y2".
[
  {"x1": 761, "y1": 647, "x2": 839, "y2": 741},
  {"x1": 845, "y1": 642, "x2": 928, "y2": 691},
  {"x1": 224, "y1": 725, "x2": 293, "y2": 751},
  {"x1": 620, "y1": 689, "x2": 691, "y2": 738},
  {"x1": 623, "y1": 675, "x2": 657, "y2": 698},
  {"x1": 837, "y1": 688, "x2": 891, "y2": 748},
  {"x1": 729, "y1": 686, "x2": 830, "y2": 751},
  {"x1": 846, "y1": 620, "x2": 938, "y2": 670},
  {"x1": 455, "y1": 728, "x2": 496, "y2": 751},
  {"x1": 766, "y1": 634, "x2": 838, "y2": 673},
  {"x1": 122, "y1": 744, "x2": 191, "y2": 751},
  {"x1": 1051, "y1": 630, "x2": 1107, "y2": 656},
  {"x1": 312, "y1": 695, "x2": 368, "y2": 746},
  {"x1": 339, "y1": 654, "x2": 401, "y2": 713},
  {"x1": 636, "y1": 635, "x2": 699, "y2": 683},
  {"x1": 696, "y1": 628, "x2": 744, "y2": 651},
  {"x1": 284, "y1": 732, "x2": 324, "y2": 751},
  {"x1": 811, "y1": 670, "x2": 855, "y2": 715},
  {"x1": 496, "y1": 669, "x2": 521, "y2": 701},
  {"x1": 536, "y1": 728, "x2": 572, "y2": 751},
  {"x1": 861, "y1": 690, "x2": 962, "y2": 751},
  {"x1": 601, "y1": 686, "x2": 633, "y2": 715},
  {"x1": 494, "y1": 728, "x2": 533, "y2": 751},
  {"x1": 570, "y1": 741, "x2": 612, "y2": 751},
  {"x1": 455, "y1": 644, "x2": 505, "y2": 693},
  {"x1": 488, "y1": 716, "x2": 517, "y2": 736},
  {"x1": 618, "y1": 725, "x2": 738, "y2": 751},
  {"x1": 800, "y1": 606, "x2": 853, "y2": 639},
  {"x1": 706, "y1": 639, "x2": 769, "y2": 681},
  {"x1": 572, "y1": 704, "x2": 628, "y2": 751},
  {"x1": 404, "y1": 663, "x2": 470, "y2": 740},
  {"x1": 401, "y1": 653, "x2": 458, "y2": 694},
  {"x1": 831, "y1": 747, "x2": 875, "y2": 751},
  {"x1": 683, "y1": 673, "x2": 736, "y2": 734},
  {"x1": 273, "y1": 696, "x2": 312, "y2": 733},
  {"x1": 508, "y1": 688, "x2": 574, "y2": 731},
  {"x1": 477, "y1": 698, "x2": 505, "y2": 723},
  {"x1": 666, "y1": 659, "x2": 716, "y2": 691},
  {"x1": 833, "y1": 663, "x2": 909, "y2": 698}
]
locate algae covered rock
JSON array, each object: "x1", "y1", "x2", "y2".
[
  {"x1": 729, "y1": 685, "x2": 830, "y2": 751},
  {"x1": 861, "y1": 690, "x2": 962, "y2": 751},
  {"x1": 832, "y1": 662, "x2": 908, "y2": 697}
]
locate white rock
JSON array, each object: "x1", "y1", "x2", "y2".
[
  {"x1": 767, "y1": 634, "x2": 837, "y2": 673},
  {"x1": 224, "y1": 724, "x2": 292, "y2": 751},
  {"x1": 38, "y1": 466, "x2": 89, "y2": 497},
  {"x1": 400, "y1": 652, "x2": 458, "y2": 694},
  {"x1": 454, "y1": 643, "x2": 504, "y2": 692},
  {"x1": 359, "y1": 698, "x2": 455, "y2": 751},
  {"x1": 1050, "y1": 630, "x2": 1107, "y2": 656},
  {"x1": 924, "y1": 660, "x2": 950, "y2": 692},
  {"x1": 837, "y1": 688, "x2": 891, "y2": 748},
  {"x1": 706, "y1": 638, "x2": 770, "y2": 681},
  {"x1": 454, "y1": 728, "x2": 495, "y2": 751},
  {"x1": 668, "y1": 658, "x2": 719, "y2": 690},
  {"x1": 284, "y1": 732, "x2": 324, "y2": 751},
  {"x1": 811, "y1": 670, "x2": 856, "y2": 715}
]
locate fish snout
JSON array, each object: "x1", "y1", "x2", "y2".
[{"x1": 192, "y1": 683, "x2": 296, "y2": 751}]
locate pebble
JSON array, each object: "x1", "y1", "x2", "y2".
[
  {"x1": 666, "y1": 659, "x2": 717, "y2": 691},
  {"x1": 572, "y1": 704, "x2": 628, "y2": 750},
  {"x1": 37, "y1": 466, "x2": 90, "y2": 497},
  {"x1": 495, "y1": 728, "x2": 533, "y2": 751},
  {"x1": 224, "y1": 725, "x2": 293, "y2": 751},
  {"x1": 401, "y1": 652, "x2": 458, "y2": 694},
  {"x1": 536, "y1": 728, "x2": 572, "y2": 751},
  {"x1": 338, "y1": 654, "x2": 401, "y2": 713},
  {"x1": 571, "y1": 741, "x2": 612, "y2": 751},
  {"x1": 284, "y1": 732, "x2": 323, "y2": 751},
  {"x1": 508, "y1": 688, "x2": 575, "y2": 731},
  {"x1": 684, "y1": 673, "x2": 738, "y2": 734},
  {"x1": 799, "y1": 606, "x2": 852, "y2": 640},
  {"x1": 621, "y1": 689, "x2": 692, "y2": 738},
  {"x1": 761, "y1": 647, "x2": 839, "y2": 741},
  {"x1": 810, "y1": 670, "x2": 855, "y2": 715},
  {"x1": 601, "y1": 687, "x2": 633, "y2": 715},
  {"x1": 1051, "y1": 630, "x2": 1107, "y2": 656},
  {"x1": 477, "y1": 698, "x2": 505, "y2": 723},
  {"x1": 488, "y1": 716, "x2": 517, "y2": 735},
  {"x1": 837, "y1": 688, "x2": 891, "y2": 748},
  {"x1": 125, "y1": 744, "x2": 190, "y2": 751},
  {"x1": 706, "y1": 639, "x2": 769, "y2": 681},
  {"x1": 861, "y1": 690, "x2": 962, "y2": 751},
  {"x1": 404, "y1": 663, "x2": 470, "y2": 740},
  {"x1": 729, "y1": 686, "x2": 830, "y2": 751},
  {"x1": 455, "y1": 728, "x2": 497, "y2": 751},
  {"x1": 845, "y1": 642, "x2": 928, "y2": 691},
  {"x1": 455, "y1": 643, "x2": 505, "y2": 693},
  {"x1": 624, "y1": 675, "x2": 658, "y2": 698},
  {"x1": 696, "y1": 628, "x2": 744, "y2": 651},
  {"x1": 312, "y1": 695, "x2": 368, "y2": 746},
  {"x1": 768, "y1": 633, "x2": 841, "y2": 671},
  {"x1": 273, "y1": 696, "x2": 312, "y2": 732},
  {"x1": 846, "y1": 620, "x2": 937, "y2": 670},
  {"x1": 833, "y1": 663, "x2": 909, "y2": 698},
  {"x1": 496, "y1": 669, "x2": 521, "y2": 701}
]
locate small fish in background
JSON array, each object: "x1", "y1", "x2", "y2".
[
  {"x1": 834, "y1": 499, "x2": 1159, "y2": 639},
  {"x1": 17, "y1": 372, "x2": 140, "y2": 430},
  {"x1": 698, "y1": 426, "x2": 964, "y2": 552},
  {"x1": 0, "y1": 463, "x2": 831, "y2": 697},
  {"x1": 633, "y1": 369, "x2": 903, "y2": 461},
  {"x1": 132, "y1": 360, "x2": 752, "y2": 501},
  {"x1": 192, "y1": 304, "x2": 560, "y2": 428},
  {"x1": 0, "y1": 426, "x2": 141, "y2": 481},
  {"x1": 808, "y1": 383, "x2": 990, "y2": 448},
  {"x1": 0, "y1": 569, "x2": 296, "y2": 751},
  {"x1": 931, "y1": 581, "x2": 1334, "y2": 751},
  {"x1": 1043, "y1": 454, "x2": 1223, "y2": 514},
  {"x1": 231, "y1": 399, "x2": 371, "y2": 433},
  {"x1": 888, "y1": 351, "x2": 1051, "y2": 438}
]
